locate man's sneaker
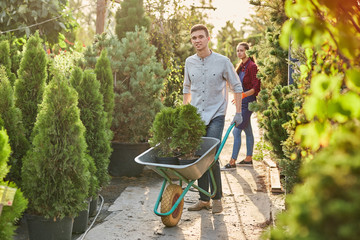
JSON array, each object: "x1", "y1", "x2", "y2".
[
  {"x1": 212, "y1": 199, "x2": 223, "y2": 214},
  {"x1": 188, "y1": 200, "x2": 211, "y2": 211}
]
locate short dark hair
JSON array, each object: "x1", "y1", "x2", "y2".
[{"x1": 190, "y1": 24, "x2": 209, "y2": 37}]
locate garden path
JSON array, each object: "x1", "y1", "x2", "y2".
[{"x1": 82, "y1": 101, "x2": 285, "y2": 240}]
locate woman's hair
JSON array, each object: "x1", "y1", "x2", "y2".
[
  {"x1": 235, "y1": 42, "x2": 255, "y2": 73},
  {"x1": 190, "y1": 24, "x2": 209, "y2": 37}
]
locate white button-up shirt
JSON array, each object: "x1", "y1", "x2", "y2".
[{"x1": 183, "y1": 51, "x2": 243, "y2": 125}]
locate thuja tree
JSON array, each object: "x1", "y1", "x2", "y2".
[
  {"x1": 69, "y1": 68, "x2": 98, "y2": 198},
  {"x1": 95, "y1": 49, "x2": 114, "y2": 129},
  {"x1": 267, "y1": 0, "x2": 360, "y2": 238},
  {"x1": 250, "y1": 85, "x2": 297, "y2": 160},
  {"x1": 112, "y1": 27, "x2": 166, "y2": 143},
  {"x1": 22, "y1": 75, "x2": 90, "y2": 219},
  {"x1": 171, "y1": 105, "x2": 206, "y2": 158},
  {"x1": 71, "y1": 67, "x2": 111, "y2": 191},
  {"x1": 0, "y1": 129, "x2": 28, "y2": 240},
  {"x1": 149, "y1": 107, "x2": 178, "y2": 157},
  {"x1": 115, "y1": 0, "x2": 150, "y2": 40},
  {"x1": 14, "y1": 32, "x2": 47, "y2": 140},
  {"x1": 0, "y1": 67, "x2": 29, "y2": 185},
  {"x1": 0, "y1": 40, "x2": 16, "y2": 86},
  {"x1": 0, "y1": 34, "x2": 25, "y2": 83}
]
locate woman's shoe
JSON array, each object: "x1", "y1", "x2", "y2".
[{"x1": 237, "y1": 159, "x2": 253, "y2": 165}]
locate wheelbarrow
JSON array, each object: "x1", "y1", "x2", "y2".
[{"x1": 134, "y1": 124, "x2": 235, "y2": 227}]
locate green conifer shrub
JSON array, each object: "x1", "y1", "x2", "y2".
[
  {"x1": 250, "y1": 85, "x2": 297, "y2": 160},
  {"x1": 149, "y1": 107, "x2": 178, "y2": 157},
  {"x1": 0, "y1": 129, "x2": 28, "y2": 240},
  {"x1": 112, "y1": 27, "x2": 166, "y2": 143},
  {"x1": 95, "y1": 49, "x2": 114, "y2": 129},
  {"x1": 115, "y1": 0, "x2": 150, "y2": 40},
  {"x1": 0, "y1": 40, "x2": 16, "y2": 86},
  {"x1": 71, "y1": 68, "x2": 111, "y2": 191},
  {"x1": 0, "y1": 66, "x2": 29, "y2": 185},
  {"x1": 14, "y1": 32, "x2": 47, "y2": 140},
  {"x1": 0, "y1": 34, "x2": 25, "y2": 83},
  {"x1": 21, "y1": 75, "x2": 90, "y2": 219},
  {"x1": 171, "y1": 105, "x2": 206, "y2": 158}
]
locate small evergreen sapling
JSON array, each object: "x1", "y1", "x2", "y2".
[
  {"x1": 95, "y1": 49, "x2": 114, "y2": 129},
  {"x1": 149, "y1": 107, "x2": 178, "y2": 157},
  {"x1": 0, "y1": 66, "x2": 29, "y2": 185},
  {"x1": 22, "y1": 75, "x2": 90, "y2": 219},
  {"x1": 171, "y1": 105, "x2": 206, "y2": 159},
  {"x1": 14, "y1": 32, "x2": 47, "y2": 140},
  {"x1": 71, "y1": 68, "x2": 111, "y2": 191}
]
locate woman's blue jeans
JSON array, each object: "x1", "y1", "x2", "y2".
[
  {"x1": 198, "y1": 115, "x2": 224, "y2": 201},
  {"x1": 231, "y1": 119, "x2": 254, "y2": 160}
]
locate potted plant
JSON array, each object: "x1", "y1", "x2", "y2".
[
  {"x1": 70, "y1": 67, "x2": 113, "y2": 221},
  {"x1": 149, "y1": 107, "x2": 179, "y2": 164},
  {"x1": 149, "y1": 104, "x2": 206, "y2": 165},
  {"x1": 21, "y1": 74, "x2": 91, "y2": 240},
  {"x1": 172, "y1": 105, "x2": 206, "y2": 164},
  {"x1": 0, "y1": 127, "x2": 28, "y2": 240},
  {"x1": 108, "y1": 27, "x2": 167, "y2": 177}
]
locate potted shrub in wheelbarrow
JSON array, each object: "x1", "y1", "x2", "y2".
[
  {"x1": 172, "y1": 104, "x2": 206, "y2": 165},
  {"x1": 21, "y1": 74, "x2": 91, "y2": 240},
  {"x1": 149, "y1": 104, "x2": 206, "y2": 165},
  {"x1": 149, "y1": 107, "x2": 179, "y2": 165},
  {"x1": 108, "y1": 27, "x2": 167, "y2": 177}
]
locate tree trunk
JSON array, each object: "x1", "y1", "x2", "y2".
[{"x1": 96, "y1": 0, "x2": 107, "y2": 35}]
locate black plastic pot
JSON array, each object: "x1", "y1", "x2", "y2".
[
  {"x1": 26, "y1": 214, "x2": 73, "y2": 240},
  {"x1": 72, "y1": 202, "x2": 89, "y2": 234},
  {"x1": 89, "y1": 195, "x2": 98, "y2": 217},
  {"x1": 178, "y1": 156, "x2": 199, "y2": 165},
  {"x1": 108, "y1": 142, "x2": 150, "y2": 177},
  {"x1": 155, "y1": 156, "x2": 179, "y2": 165}
]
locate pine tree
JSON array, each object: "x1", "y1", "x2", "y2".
[
  {"x1": 22, "y1": 75, "x2": 90, "y2": 219},
  {"x1": 112, "y1": 27, "x2": 166, "y2": 143},
  {"x1": 95, "y1": 49, "x2": 114, "y2": 129},
  {"x1": 0, "y1": 66, "x2": 29, "y2": 185},
  {"x1": 115, "y1": 0, "x2": 150, "y2": 40},
  {"x1": 14, "y1": 32, "x2": 47, "y2": 140},
  {"x1": 70, "y1": 68, "x2": 111, "y2": 191}
]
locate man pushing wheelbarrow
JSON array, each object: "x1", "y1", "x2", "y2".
[
  {"x1": 182, "y1": 24, "x2": 243, "y2": 214},
  {"x1": 136, "y1": 24, "x2": 243, "y2": 227}
]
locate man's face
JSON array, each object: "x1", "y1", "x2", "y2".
[{"x1": 190, "y1": 30, "x2": 210, "y2": 51}]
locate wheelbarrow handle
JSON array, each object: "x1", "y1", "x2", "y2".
[{"x1": 214, "y1": 123, "x2": 235, "y2": 162}]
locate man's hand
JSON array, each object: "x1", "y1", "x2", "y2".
[{"x1": 231, "y1": 113, "x2": 243, "y2": 127}]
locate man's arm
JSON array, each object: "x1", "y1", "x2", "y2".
[
  {"x1": 233, "y1": 92, "x2": 242, "y2": 113},
  {"x1": 183, "y1": 93, "x2": 191, "y2": 105}
]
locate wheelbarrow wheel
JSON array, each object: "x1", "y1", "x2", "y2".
[{"x1": 160, "y1": 184, "x2": 184, "y2": 227}]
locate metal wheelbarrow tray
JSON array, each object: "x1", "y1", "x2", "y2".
[
  {"x1": 134, "y1": 124, "x2": 234, "y2": 227},
  {"x1": 135, "y1": 137, "x2": 220, "y2": 180}
]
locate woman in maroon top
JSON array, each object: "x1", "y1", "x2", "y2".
[{"x1": 224, "y1": 42, "x2": 261, "y2": 169}]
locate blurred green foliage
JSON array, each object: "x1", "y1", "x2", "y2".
[{"x1": 267, "y1": 0, "x2": 360, "y2": 238}]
